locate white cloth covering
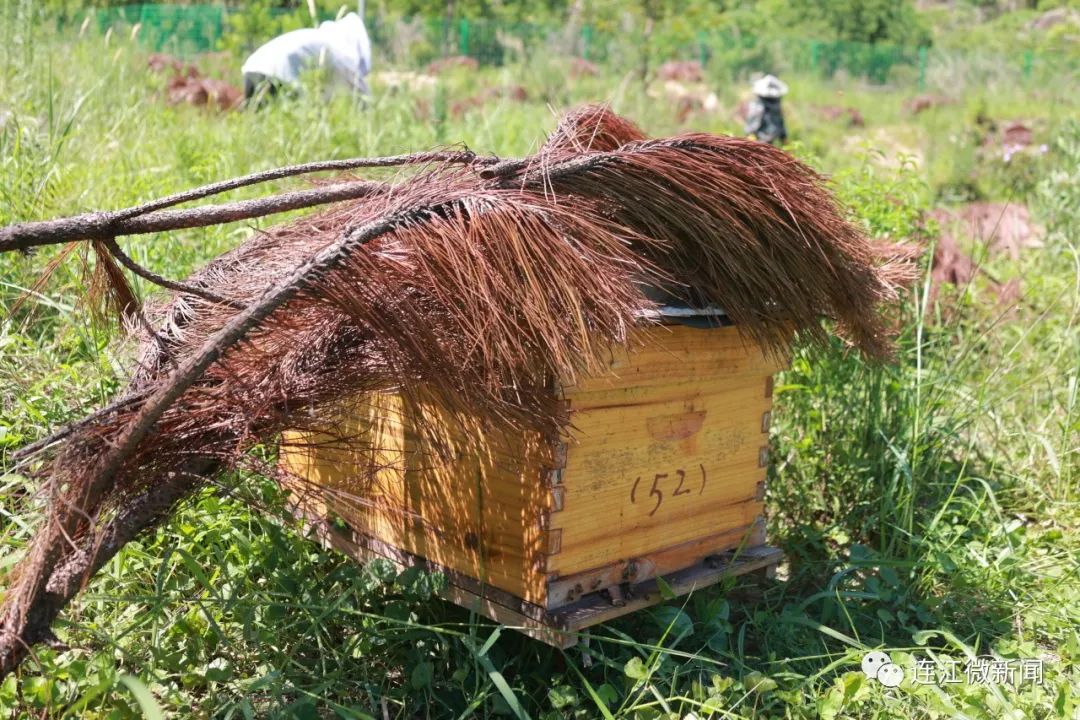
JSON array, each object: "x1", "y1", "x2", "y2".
[{"x1": 241, "y1": 12, "x2": 372, "y2": 94}]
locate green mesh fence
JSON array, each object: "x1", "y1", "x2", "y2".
[
  {"x1": 132, "y1": 4, "x2": 226, "y2": 56},
  {"x1": 60, "y1": 3, "x2": 1077, "y2": 89},
  {"x1": 62, "y1": 3, "x2": 228, "y2": 57}
]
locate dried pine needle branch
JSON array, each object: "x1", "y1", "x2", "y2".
[{"x1": 0, "y1": 105, "x2": 913, "y2": 677}]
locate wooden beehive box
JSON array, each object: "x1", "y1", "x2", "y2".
[{"x1": 280, "y1": 323, "x2": 784, "y2": 646}]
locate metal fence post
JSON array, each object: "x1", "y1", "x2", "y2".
[
  {"x1": 458, "y1": 17, "x2": 469, "y2": 57},
  {"x1": 1022, "y1": 50, "x2": 1033, "y2": 81},
  {"x1": 697, "y1": 30, "x2": 708, "y2": 68},
  {"x1": 582, "y1": 24, "x2": 592, "y2": 60},
  {"x1": 917, "y1": 46, "x2": 928, "y2": 91}
]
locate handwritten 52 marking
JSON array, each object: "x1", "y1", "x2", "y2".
[{"x1": 630, "y1": 465, "x2": 707, "y2": 516}]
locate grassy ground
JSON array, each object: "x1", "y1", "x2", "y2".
[{"x1": 1, "y1": 16, "x2": 1078, "y2": 720}]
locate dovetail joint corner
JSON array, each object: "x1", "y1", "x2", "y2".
[
  {"x1": 552, "y1": 442, "x2": 568, "y2": 471},
  {"x1": 547, "y1": 528, "x2": 563, "y2": 556},
  {"x1": 550, "y1": 486, "x2": 565, "y2": 513}
]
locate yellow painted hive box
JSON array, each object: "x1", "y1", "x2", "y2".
[{"x1": 280, "y1": 323, "x2": 785, "y2": 646}]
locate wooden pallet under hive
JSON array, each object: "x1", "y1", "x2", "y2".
[{"x1": 280, "y1": 323, "x2": 784, "y2": 646}]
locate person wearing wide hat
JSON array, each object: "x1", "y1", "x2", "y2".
[{"x1": 744, "y1": 74, "x2": 789, "y2": 145}]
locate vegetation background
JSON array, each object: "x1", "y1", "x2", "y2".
[{"x1": 1, "y1": 0, "x2": 1078, "y2": 717}]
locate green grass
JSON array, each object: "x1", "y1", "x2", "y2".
[{"x1": 1, "y1": 15, "x2": 1078, "y2": 720}]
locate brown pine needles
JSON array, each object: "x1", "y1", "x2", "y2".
[{"x1": 0, "y1": 106, "x2": 913, "y2": 676}]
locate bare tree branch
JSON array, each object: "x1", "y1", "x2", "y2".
[
  {"x1": 0, "y1": 181, "x2": 387, "y2": 254},
  {"x1": 45, "y1": 462, "x2": 215, "y2": 598},
  {"x1": 110, "y1": 149, "x2": 490, "y2": 220},
  {"x1": 0, "y1": 460, "x2": 215, "y2": 677},
  {"x1": 100, "y1": 237, "x2": 242, "y2": 309},
  {"x1": 9, "y1": 393, "x2": 150, "y2": 463}
]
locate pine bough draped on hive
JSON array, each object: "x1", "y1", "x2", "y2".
[{"x1": 0, "y1": 106, "x2": 913, "y2": 675}]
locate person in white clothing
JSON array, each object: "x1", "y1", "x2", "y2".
[
  {"x1": 241, "y1": 11, "x2": 372, "y2": 105},
  {"x1": 743, "y1": 74, "x2": 788, "y2": 145}
]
